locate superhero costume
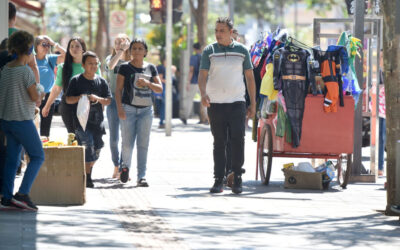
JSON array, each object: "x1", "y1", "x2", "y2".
[
  {"x1": 273, "y1": 47, "x2": 313, "y2": 148},
  {"x1": 312, "y1": 45, "x2": 349, "y2": 112}
]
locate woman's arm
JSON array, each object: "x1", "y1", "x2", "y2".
[
  {"x1": 115, "y1": 74, "x2": 126, "y2": 120},
  {"x1": 42, "y1": 85, "x2": 62, "y2": 117}
]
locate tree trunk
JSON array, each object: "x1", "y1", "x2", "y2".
[
  {"x1": 382, "y1": 0, "x2": 400, "y2": 215},
  {"x1": 189, "y1": 0, "x2": 208, "y2": 49},
  {"x1": 87, "y1": 0, "x2": 93, "y2": 49},
  {"x1": 95, "y1": 0, "x2": 106, "y2": 64}
]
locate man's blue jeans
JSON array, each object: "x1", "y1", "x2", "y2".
[
  {"x1": 1, "y1": 120, "x2": 44, "y2": 200},
  {"x1": 378, "y1": 118, "x2": 386, "y2": 171},
  {"x1": 120, "y1": 104, "x2": 153, "y2": 181},
  {"x1": 106, "y1": 97, "x2": 121, "y2": 167},
  {"x1": 155, "y1": 97, "x2": 165, "y2": 125}
]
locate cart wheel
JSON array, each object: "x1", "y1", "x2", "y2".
[
  {"x1": 337, "y1": 153, "x2": 352, "y2": 189},
  {"x1": 258, "y1": 124, "x2": 273, "y2": 185}
]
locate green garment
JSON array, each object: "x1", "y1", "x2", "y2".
[
  {"x1": 275, "y1": 103, "x2": 292, "y2": 144},
  {"x1": 55, "y1": 62, "x2": 102, "y2": 88},
  {"x1": 8, "y1": 27, "x2": 18, "y2": 36}
]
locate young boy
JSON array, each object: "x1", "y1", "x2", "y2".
[{"x1": 65, "y1": 51, "x2": 112, "y2": 188}]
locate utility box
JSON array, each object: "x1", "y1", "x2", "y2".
[{"x1": 30, "y1": 146, "x2": 86, "y2": 205}]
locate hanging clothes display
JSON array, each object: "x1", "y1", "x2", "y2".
[
  {"x1": 273, "y1": 46, "x2": 311, "y2": 148},
  {"x1": 337, "y1": 31, "x2": 362, "y2": 106},
  {"x1": 312, "y1": 45, "x2": 349, "y2": 113}
]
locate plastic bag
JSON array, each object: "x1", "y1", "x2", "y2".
[
  {"x1": 293, "y1": 162, "x2": 315, "y2": 173},
  {"x1": 77, "y1": 94, "x2": 90, "y2": 131}
]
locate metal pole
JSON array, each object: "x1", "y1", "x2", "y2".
[
  {"x1": 0, "y1": 0, "x2": 8, "y2": 41},
  {"x1": 165, "y1": 0, "x2": 172, "y2": 136},
  {"x1": 133, "y1": 0, "x2": 137, "y2": 37},
  {"x1": 228, "y1": 0, "x2": 234, "y2": 23},
  {"x1": 352, "y1": 0, "x2": 365, "y2": 176}
]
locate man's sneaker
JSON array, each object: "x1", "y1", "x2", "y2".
[
  {"x1": 137, "y1": 178, "x2": 149, "y2": 187},
  {"x1": 210, "y1": 178, "x2": 224, "y2": 193},
  {"x1": 86, "y1": 174, "x2": 94, "y2": 188},
  {"x1": 11, "y1": 193, "x2": 38, "y2": 211},
  {"x1": 391, "y1": 205, "x2": 400, "y2": 214},
  {"x1": 232, "y1": 175, "x2": 243, "y2": 194},
  {"x1": 120, "y1": 168, "x2": 129, "y2": 183},
  {"x1": 0, "y1": 198, "x2": 23, "y2": 210}
]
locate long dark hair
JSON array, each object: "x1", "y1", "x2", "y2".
[{"x1": 62, "y1": 37, "x2": 86, "y2": 92}]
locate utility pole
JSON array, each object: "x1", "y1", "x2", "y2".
[
  {"x1": 133, "y1": 0, "x2": 137, "y2": 37},
  {"x1": 165, "y1": 0, "x2": 172, "y2": 136},
  {"x1": 228, "y1": 0, "x2": 234, "y2": 23},
  {"x1": 87, "y1": 0, "x2": 93, "y2": 49},
  {"x1": 352, "y1": 0, "x2": 365, "y2": 177}
]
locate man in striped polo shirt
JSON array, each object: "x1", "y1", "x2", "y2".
[{"x1": 198, "y1": 17, "x2": 256, "y2": 194}]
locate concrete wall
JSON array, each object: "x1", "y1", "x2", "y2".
[{"x1": 0, "y1": 0, "x2": 8, "y2": 42}]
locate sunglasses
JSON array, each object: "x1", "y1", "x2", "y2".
[{"x1": 41, "y1": 42, "x2": 51, "y2": 48}]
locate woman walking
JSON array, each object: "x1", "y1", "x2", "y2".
[
  {"x1": 115, "y1": 38, "x2": 162, "y2": 186},
  {"x1": 105, "y1": 34, "x2": 130, "y2": 178},
  {"x1": 35, "y1": 35, "x2": 66, "y2": 137},
  {"x1": 42, "y1": 37, "x2": 100, "y2": 133},
  {"x1": 0, "y1": 30, "x2": 45, "y2": 211}
]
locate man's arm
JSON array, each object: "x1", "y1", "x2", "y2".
[
  {"x1": 244, "y1": 69, "x2": 256, "y2": 119},
  {"x1": 66, "y1": 95, "x2": 81, "y2": 104},
  {"x1": 198, "y1": 69, "x2": 210, "y2": 107}
]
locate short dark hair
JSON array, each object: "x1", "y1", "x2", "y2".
[
  {"x1": 9, "y1": 2, "x2": 16, "y2": 21},
  {"x1": 193, "y1": 42, "x2": 200, "y2": 50},
  {"x1": 216, "y1": 17, "x2": 233, "y2": 30},
  {"x1": 8, "y1": 30, "x2": 34, "y2": 56},
  {"x1": 82, "y1": 51, "x2": 98, "y2": 64},
  {"x1": 0, "y1": 38, "x2": 8, "y2": 51},
  {"x1": 129, "y1": 38, "x2": 148, "y2": 57}
]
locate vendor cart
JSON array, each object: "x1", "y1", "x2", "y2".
[{"x1": 256, "y1": 94, "x2": 354, "y2": 188}]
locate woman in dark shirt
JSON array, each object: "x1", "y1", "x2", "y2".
[{"x1": 115, "y1": 38, "x2": 162, "y2": 186}]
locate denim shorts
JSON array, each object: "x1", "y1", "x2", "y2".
[{"x1": 75, "y1": 129, "x2": 104, "y2": 163}]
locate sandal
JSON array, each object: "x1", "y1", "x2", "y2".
[{"x1": 137, "y1": 178, "x2": 149, "y2": 187}]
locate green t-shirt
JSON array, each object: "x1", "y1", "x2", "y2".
[
  {"x1": 55, "y1": 62, "x2": 102, "y2": 88},
  {"x1": 8, "y1": 27, "x2": 18, "y2": 37}
]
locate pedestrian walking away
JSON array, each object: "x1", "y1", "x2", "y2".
[
  {"x1": 0, "y1": 31, "x2": 45, "y2": 211},
  {"x1": 198, "y1": 17, "x2": 256, "y2": 194},
  {"x1": 105, "y1": 33, "x2": 131, "y2": 179},
  {"x1": 115, "y1": 38, "x2": 163, "y2": 187},
  {"x1": 65, "y1": 51, "x2": 112, "y2": 188}
]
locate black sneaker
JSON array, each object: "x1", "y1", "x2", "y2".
[
  {"x1": 232, "y1": 175, "x2": 243, "y2": 194},
  {"x1": 11, "y1": 193, "x2": 38, "y2": 211},
  {"x1": 86, "y1": 174, "x2": 94, "y2": 188},
  {"x1": 0, "y1": 198, "x2": 23, "y2": 210},
  {"x1": 210, "y1": 178, "x2": 224, "y2": 193},
  {"x1": 137, "y1": 178, "x2": 149, "y2": 187},
  {"x1": 391, "y1": 205, "x2": 400, "y2": 214},
  {"x1": 120, "y1": 168, "x2": 129, "y2": 183}
]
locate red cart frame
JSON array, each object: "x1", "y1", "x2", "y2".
[{"x1": 256, "y1": 94, "x2": 355, "y2": 188}]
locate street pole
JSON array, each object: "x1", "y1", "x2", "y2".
[
  {"x1": 228, "y1": 0, "x2": 234, "y2": 23},
  {"x1": 0, "y1": 0, "x2": 8, "y2": 41},
  {"x1": 352, "y1": 0, "x2": 365, "y2": 176},
  {"x1": 133, "y1": 0, "x2": 137, "y2": 37},
  {"x1": 165, "y1": 0, "x2": 172, "y2": 136}
]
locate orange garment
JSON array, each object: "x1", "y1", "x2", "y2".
[{"x1": 321, "y1": 59, "x2": 340, "y2": 112}]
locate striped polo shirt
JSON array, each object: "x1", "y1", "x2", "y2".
[
  {"x1": 0, "y1": 65, "x2": 36, "y2": 121},
  {"x1": 200, "y1": 41, "x2": 252, "y2": 103}
]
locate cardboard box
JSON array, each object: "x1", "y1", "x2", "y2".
[
  {"x1": 30, "y1": 146, "x2": 86, "y2": 205},
  {"x1": 283, "y1": 169, "x2": 323, "y2": 190}
]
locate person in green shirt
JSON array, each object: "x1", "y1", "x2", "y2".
[{"x1": 42, "y1": 37, "x2": 101, "y2": 133}]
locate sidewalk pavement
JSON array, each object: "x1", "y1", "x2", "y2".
[{"x1": 1, "y1": 115, "x2": 399, "y2": 250}]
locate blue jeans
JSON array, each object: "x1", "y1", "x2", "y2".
[
  {"x1": 378, "y1": 118, "x2": 386, "y2": 171},
  {"x1": 106, "y1": 97, "x2": 121, "y2": 167},
  {"x1": 120, "y1": 104, "x2": 153, "y2": 180},
  {"x1": 1, "y1": 120, "x2": 45, "y2": 200},
  {"x1": 155, "y1": 97, "x2": 165, "y2": 125},
  {"x1": 75, "y1": 129, "x2": 103, "y2": 163}
]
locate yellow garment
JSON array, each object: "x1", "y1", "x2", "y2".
[{"x1": 260, "y1": 63, "x2": 278, "y2": 100}]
